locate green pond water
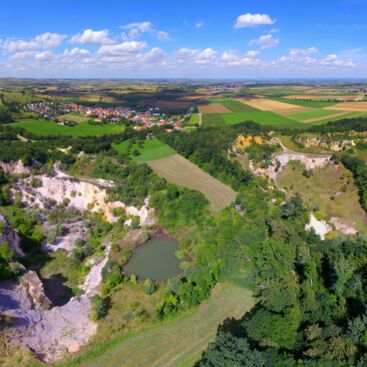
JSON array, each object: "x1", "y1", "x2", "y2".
[{"x1": 124, "y1": 236, "x2": 181, "y2": 281}]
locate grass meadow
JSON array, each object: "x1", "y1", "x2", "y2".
[
  {"x1": 60, "y1": 283, "x2": 254, "y2": 367},
  {"x1": 113, "y1": 139, "x2": 176, "y2": 161},
  {"x1": 10, "y1": 119, "x2": 126, "y2": 136}
]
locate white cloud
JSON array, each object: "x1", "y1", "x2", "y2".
[
  {"x1": 35, "y1": 51, "x2": 54, "y2": 62},
  {"x1": 157, "y1": 31, "x2": 170, "y2": 40},
  {"x1": 97, "y1": 41, "x2": 147, "y2": 56},
  {"x1": 235, "y1": 13, "x2": 275, "y2": 28},
  {"x1": 64, "y1": 47, "x2": 90, "y2": 56},
  {"x1": 221, "y1": 50, "x2": 262, "y2": 66},
  {"x1": 177, "y1": 47, "x2": 216, "y2": 64},
  {"x1": 120, "y1": 21, "x2": 153, "y2": 33},
  {"x1": 320, "y1": 54, "x2": 354, "y2": 67},
  {"x1": 249, "y1": 34, "x2": 279, "y2": 49},
  {"x1": 195, "y1": 21, "x2": 204, "y2": 28},
  {"x1": 2, "y1": 32, "x2": 65, "y2": 52},
  {"x1": 71, "y1": 29, "x2": 115, "y2": 45},
  {"x1": 289, "y1": 47, "x2": 318, "y2": 56}
]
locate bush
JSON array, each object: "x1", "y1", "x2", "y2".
[
  {"x1": 90, "y1": 295, "x2": 110, "y2": 320},
  {"x1": 144, "y1": 279, "x2": 157, "y2": 295}
]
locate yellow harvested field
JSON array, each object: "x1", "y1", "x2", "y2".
[
  {"x1": 301, "y1": 111, "x2": 351, "y2": 123},
  {"x1": 284, "y1": 95, "x2": 364, "y2": 102},
  {"x1": 199, "y1": 103, "x2": 231, "y2": 113},
  {"x1": 236, "y1": 98, "x2": 312, "y2": 114},
  {"x1": 148, "y1": 154, "x2": 237, "y2": 211},
  {"x1": 324, "y1": 102, "x2": 367, "y2": 112}
]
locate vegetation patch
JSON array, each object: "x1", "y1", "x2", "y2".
[
  {"x1": 60, "y1": 114, "x2": 91, "y2": 123},
  {"x1": 10, "y1": 119, "x2": 125, "y2": 136},
  {"x1": 277, "y1": 160, "x2": 367, "y2": 232},
  {"x1": 61, "y1": 283, "x2": 254, "y2": 367},
  {"x1": 113, "y1": 139, "x2": 176, "y2": 161}
]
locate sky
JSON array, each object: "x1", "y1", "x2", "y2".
[{"x1": 0, "y1": 0, "x2": 367, "y2": 79}]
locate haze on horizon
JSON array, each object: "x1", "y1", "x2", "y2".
[{"x1": 0, "y1": 0, "x2": 366, "y2": 79}]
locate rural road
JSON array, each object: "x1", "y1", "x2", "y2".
[{"x1": 73, "y1": 284, "x2": 254, "y2": 367}]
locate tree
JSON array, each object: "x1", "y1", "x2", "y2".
[{"x1": 197, "y1": 332, "x2": 265, "y2": 367}]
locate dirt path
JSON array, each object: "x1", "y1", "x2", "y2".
[{"x1": 65, "y1": 283, "x2": 254, "y2": 367}]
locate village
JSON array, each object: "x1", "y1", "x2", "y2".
[{"x1": 25, "y1": 101, "x2": 185, "y2": 130}]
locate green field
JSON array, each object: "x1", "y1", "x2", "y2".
[
  {"x1": 187, "y1": 113, "x2": 200, "y2": 125},
  {"x1": 113, "y1": 139, "x2": 176, "y2": 161},
  {"x1": 148, "y1": 154, "x2": 237, "y2": 211},
  {"x1": 62, "y1": 283, "x2": 254, "y2": 367},
  {"x1": 201, "y1": 113, "x2": 226, "y2": 126},
  {"x1": 272, "y1": 98, "x2": 338, "y2": 108},
  {"x1": 10, "y1": 119, "x2": 125, "y2": 136},
  {"x1": 60, "y1": 114, "x2": 91, "y2": 123},
  {"x1": 286, "y1": 109, "x2": 341, "y2": 121},
  {"x1": 312, "y1": 111, "x2": 367, "y2": 124}
]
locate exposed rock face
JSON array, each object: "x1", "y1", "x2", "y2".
[
  {"x1": 250, "y1": 151, "x2": 331, "y2": 181},
  {"x1": 1, "y1": 243, "x2": 110, "y2": 362},
  {"x1": 0, "y1": 214, "x2": 24, "y2": 257},
  {"x1": 17, "y1": 169, "x2": 155, "y2": 226},
  {"x1": 0, "y1": 160, "x2": 31, "y2": 175},
  {"x1": 330, "y1": 217, "x2": 358, "y2": 236},
  {"x1": 305, "y1": 214, "x2": 331, "y2": 240},
  {"x1": 19, "y1": 271, "x2": 52, "y2": 310}
]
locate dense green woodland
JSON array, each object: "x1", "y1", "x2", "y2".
[{"x1": 2, "y1": 117, "x2": 367, "y2": 365}]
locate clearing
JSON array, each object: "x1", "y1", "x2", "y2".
[
  {"x1": 10, "y1": 120, "x2": 125, "y2": 137},
  {"x1": 199, "y1": 103, "x2": 231, "y2": 114},
  {"x1": 277, "y1": 160, "x2": 367, "y2": 233},
  {"x1": 113, "y1": 139, "x2": 176, "y2": 161},
  {"x1": 187, "y1": 114, "x2": 200, "y2": 125},
  {"x1": 63, "y1": 283, "x2": 254, "y2": 367},
  {"x1": 148, "y1": 154, "x2": 237, "y2": 211},
  {"x1": 60, "y1": 114, "x2": 91, "y2": 123}
]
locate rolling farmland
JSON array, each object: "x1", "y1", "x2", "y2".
[
  {"x1": 148, "y1": 154, "x2": 237, "y2": 211},
  {"x1": 64, "y1": 283, "x2": 254, "y2": 367}
]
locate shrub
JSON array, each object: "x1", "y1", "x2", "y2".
[{"x1": 90, "y1": 295, "x2": 110, "y2": 320}]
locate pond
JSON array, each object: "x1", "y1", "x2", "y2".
[{"x1": 124, "y1": 236, "x2": 181, "y2": 281}]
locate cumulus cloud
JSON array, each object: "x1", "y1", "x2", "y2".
[
  {"x1": 120, "y1": 21, "x2": 153, "y2": 33},
  {"x1": 249, "y1": 34, "x2": 279, "y2": 49},
  {"x1": 97, "y1": 41, "x2": 147, "y2": 56},
  {"x1": 195, "y1": 21, "x2": 204, "y2": 28},
  {"x1": 35, "y1": 51, "x2": 54, "y2": 62},
  {"x1": 320, "y1": 54, "x2": 354, "y2": 67},
  {"x1": 63, "y1": 47, "x2": 90, "y2": 56},
  {"x1": 157, "y1": 31, "x2": 170, "y2": 40},
  {"x1": 2, "y1": 32, "x2": 65, "y2": 52},
  {"x1": 289, "y1": 47, "x2": 318, "y2": 56},
  {"x1": 221, "y1": 50, "x2": 262, "y2": 66},
  {"x1": 235, "y1": 13, "x2": 275, "y2": 28},
  {"x1": 120, "y1": 21, "x2": 170, "y2": 42},
  {"x1": 71, "y1": 29, "x2": 115, "y2": 45},
  {"x1": 177, "y1": 47, "x2": 216, "y2": 64}
]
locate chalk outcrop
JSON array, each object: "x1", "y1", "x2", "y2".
[
  {"x1": 18, "y1": 169, "x2": 155, "y2": 226},
  {"x1": 0, "y1": 160, "x2": 31, "y2": 175},
  {"x1": 305, "y1": 214, "x2": 331, "y2": 240}
]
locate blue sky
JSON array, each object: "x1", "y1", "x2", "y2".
[{"x1": 0, "y1": 0, "x2": 367, "y2": 78}]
